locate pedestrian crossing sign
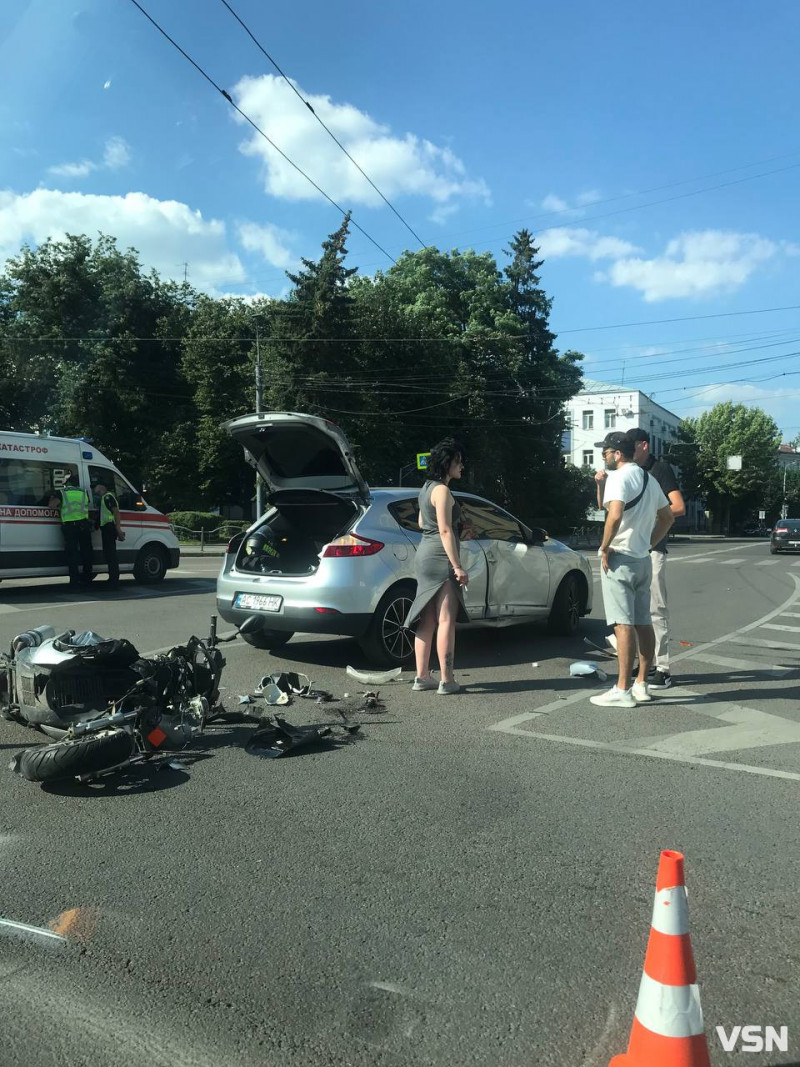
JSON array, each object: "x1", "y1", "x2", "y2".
[{"x1": 416, "y1": 453, "x2": 430, "y2": 470}]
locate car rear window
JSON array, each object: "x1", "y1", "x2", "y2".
[{"x1": 777, "y1": 520, "x2": 800, "y2": 530}]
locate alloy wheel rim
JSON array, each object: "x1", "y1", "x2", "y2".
[{"x1": 382, "y1": 596, "x2": 414, "y2": 661}]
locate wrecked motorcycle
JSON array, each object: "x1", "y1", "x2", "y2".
[{"x1": 0, "y1": 615, "x2": 261, "y2": 783}]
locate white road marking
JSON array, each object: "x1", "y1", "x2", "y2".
[
  {"x1": 0, "y1": 918, "x2": 67, "y2": 945},
  {"x1": 755, "y1": 560, "x2": 780, "y2": 566},
  {"x1": 780, "y1": 612, "x2": 800, "y2": 618},
  {"x1": 0, "y1": 604, "x2": 21, "y2": 614},
  {"x1": 717, "y1": 558, "x2": 747, "y2": 565},
  {"x1": 487, "y1": 573, "x2": 800, "y2": 780},
  {"x1": 733, "y1": 636, "x2": 800, "y2": 651},
  {"x1": 761, "y1": 623, "x2": 800, "y2": 633},
  {"x1": 679, "y1": 557, "x2": 717, "y2": 564},
  {"x1": 688, "y1": 652, "x2": 791, "y2": 678}
]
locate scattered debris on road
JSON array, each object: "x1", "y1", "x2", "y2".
[
  {"x1": 569, "y1": 661, "x2": 609, "y2": 682},
  {"x1": 245, "y1": 715, "x2": 361, "y2": 758}
]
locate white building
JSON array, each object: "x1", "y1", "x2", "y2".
[
  {"x1": 563, "y1": 379, "x2": 703, "y2": 527},
  {"x1": 563, "y1": 379, "x2": 682, "y2": 470}
]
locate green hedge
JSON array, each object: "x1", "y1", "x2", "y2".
[{"x1": 168, "y1": 511, "x2": 250, "y2": 538}]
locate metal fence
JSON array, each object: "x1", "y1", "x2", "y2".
[{"x1": 171, "y1": 523, "x2": 247, "y2": 552}]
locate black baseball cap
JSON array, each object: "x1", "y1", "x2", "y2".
[
  {"x1": 628, "y1": 427, "x2": 650, "y2": 444},
  {"x1": 594, "y1": 430, "x2": 632, "y2": 451}
]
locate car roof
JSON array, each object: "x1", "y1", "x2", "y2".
[{"x1": 371, "y1": 486, "x2": 487, "y2": 502}]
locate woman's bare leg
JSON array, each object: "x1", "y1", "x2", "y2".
[
  {"x1": 435, "y1": 581, "x2": 459, "y2": 683},
  {"x1": 414, "y1": 601, "x2": 437, "y2": 678}
]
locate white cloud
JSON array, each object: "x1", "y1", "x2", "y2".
[
  {"x1": 541, "y1": 193, "x2": 569, "y2": 213},
  {"x1": 102, "y1": 136, "x2": 131, "y2": 170},
  {"x1": 601, "y1": 230, "x2": 780, "y2": 302},
  {"x1": 237, "y1": 221, "x2": 298, "y2": 271},
  {"x1": 48, "y1": 136, "x2": 131, "y2": 180},
  {"x1": 576, "y1": 189, "x2": 602, "y2": 206},
  {"x1": 0, "y1": 188, "x2": 246, "y2": 291},
  {"x1": 231, "y1": 74, "x2": 490, "y2": 214},
  {"x1": 538, "y1": 227, "x2": 641, "y2": 261},
  {"x1": 48, "y1": 160, "x2": 95, "y2": 179}
]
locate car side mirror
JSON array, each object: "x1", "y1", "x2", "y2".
[
  {"x1": 134, "y1": 496, "x2": 147, "y2": 510},
  {"x1": 527, "y1": 527, "x2": 548, "y2": 544}
]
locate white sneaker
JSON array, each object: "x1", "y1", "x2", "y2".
[
  {"x1": 590, "y1": 685, "x2": 636, "y2": 708},
  {"x1": 437, "y1": 680, "x2": 462, "y2": 695},
  {"x1": 632, "y1": 681, "x2": 652, "y2": 703},
  {"x1": 412, "y1": 675, "x2": 438, "y2": 691}
]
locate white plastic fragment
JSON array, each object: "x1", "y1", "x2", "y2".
[
  {"x1": 346, "y1": 666, "x2": 403, "y2": 685},
  {"x1": 569, "y1": 661, "x2": 608, "y2": 682}
]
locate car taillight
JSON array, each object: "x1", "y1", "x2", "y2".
[
  {"x1": 775, "y1": 527, "x2": 788, "y2": 534},
  {"x1": 322, "y1": 534, "x2": 385, "y2": 558}
]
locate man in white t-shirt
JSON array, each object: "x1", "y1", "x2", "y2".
[{"x1": 590, "y1": 431, "x2": 674, "y2": 708}]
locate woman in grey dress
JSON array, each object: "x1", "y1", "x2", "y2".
[{"x1": 404, "y1": 438, "x2": 469, "y2": 695}]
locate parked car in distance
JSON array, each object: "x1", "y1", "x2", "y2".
[
  {"x1": 216, "y1": 412, "x2": 594, "y2": 665},
  {"x1": 770, "y1": 518, "x2": 800, "y2": 554}
]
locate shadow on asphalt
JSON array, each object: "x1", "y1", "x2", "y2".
[
  {"x1": 39, "y1": 757, "x2": 212, "y2": 797},
  {"x1": 0, "y1": 576, "x2": 215, "y2": 607},
  {"x1": 271, "y1": 623, "x2": 607, "y2": 673}
]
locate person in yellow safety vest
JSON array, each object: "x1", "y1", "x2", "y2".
[
  {"x1": 91, "y1": 479, "x2": 126, "y2": 589},
  {"x1": 47, "y1": 473, "x2": 94, "y2": 588}
]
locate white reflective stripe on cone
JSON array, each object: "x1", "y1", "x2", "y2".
[
  {"x1": 650, "y1": 886, "x2": 690, "y2": 936},
  {"x1": 634, "y1": 972, "x2": 704, "y2": 1038}
]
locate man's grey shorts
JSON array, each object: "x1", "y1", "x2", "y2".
[{"x1": 600, "y1": 552, "x2": 653, "y2": 626}]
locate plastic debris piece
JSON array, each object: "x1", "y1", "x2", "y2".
[
  {"x1": 255, "y1": 671, "x2": 311, "y2": 698},
  {"x1": 346, "y1": 666, "x2": 403, "y2": 685},
  {"x1": 531, "y1": 663, "x2": 539, "y2": 668},
  {"x1": 245, "y1": 715, "x2": 360, "y2": 758},
  {"x1": 343, "y1": 692, "x2": 350, "y2": 699},
  {"x1": 238, "y1": 695, "x2": 255, "y2": 706},
  {"x1": 679, "y1": 641, "x2": 693, "y2": 647},
  {"x1": 569, "y1": 661, "x2": 608, "y2": 682},
  {"x1": 263, "y1": 683, "x2": 290, "y2": 706}
]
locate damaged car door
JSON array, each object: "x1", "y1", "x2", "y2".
[{"x1": 457, "y1": 499, "x2": 550, "y2": 618}]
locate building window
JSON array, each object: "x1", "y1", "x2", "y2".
[
  {"x1": 582, "y1": 450, "x2": 594, "y2": 467},
  {"x1": 582, "y1": 410, "x2": 594, "y2": 430},
  {"x1": 604, "y1": 409, "x2": 616, "y2": 429}
]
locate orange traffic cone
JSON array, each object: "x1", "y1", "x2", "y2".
[{"x1": 609, "y1": 849, "x2": 710, "y2": 1067}]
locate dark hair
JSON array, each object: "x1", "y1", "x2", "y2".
[
  {"x1": 629, "y1": 427, "x2": 650, "y2": 445},
  {"x1": 616, "y1": 434, "x2": 636, "y2": 460},
  {"x1": 427, "y1": 437, "x2": 465, "y2": 482}
]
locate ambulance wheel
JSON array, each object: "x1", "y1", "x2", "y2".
[{"x1": 134, "y1": 543, "x2": 168, "y2": 584}]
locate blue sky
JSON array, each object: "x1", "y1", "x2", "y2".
[{"x1": 2, "y1": 0, "x2": 799, "y2": 438}]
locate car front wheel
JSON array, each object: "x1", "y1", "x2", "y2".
[
  {"x1": 358, "y1": 582, "x2": 416, "y2": 667},
  {"x1": 548, "y1": 574, "x2": 582, "y2": 636}
]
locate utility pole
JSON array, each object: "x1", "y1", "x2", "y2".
[
  {"x1": 255, "y1": 328, "x2": 263, "y2": 518},
  {"x1": 782, "y1": 466, "x2": 788, "y2": 520},
  {"x1": 180, "y1": 262, "x2": 189, "y2": 283}
]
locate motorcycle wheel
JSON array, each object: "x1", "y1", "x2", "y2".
[{"x1": 15, "y1": 729, "x2": 135, "y2": 783}]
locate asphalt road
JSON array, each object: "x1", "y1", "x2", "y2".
[{"x1": 1, "y1": 538, "x2": 799, "y2": 1067}]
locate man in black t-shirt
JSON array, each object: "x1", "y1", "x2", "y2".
[{"x1": 629, "y1": 428, "x2": 685, "y2": 688}]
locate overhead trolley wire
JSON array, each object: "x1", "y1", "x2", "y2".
[
  {"x1": 125, "y1": 0, "x2": 396, "y2": 264},
  {"x1": 217, "y1": 0, "x2": 427, "y2": 250}
]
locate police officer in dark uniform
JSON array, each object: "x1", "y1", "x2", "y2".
[{"x1": 91, "y1": 479, "x2": 126, "y2": 588}]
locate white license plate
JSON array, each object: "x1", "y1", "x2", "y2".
[
  {"x1": 791, "y1": 541, "x2": 800, "y2": 546},
  {"x1": 234, "y1": 592, "x2": 283, "y2": 611}
]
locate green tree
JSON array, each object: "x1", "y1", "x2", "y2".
[
  {"x1": 675, "y1": 403, "x2": 781, "y2": 532},
  {"x1": 0, "y1": 234, "x2": 191, "y2": 498}
]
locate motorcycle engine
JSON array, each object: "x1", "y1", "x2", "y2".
[{"x1": 144, "y1": 696, "x2": 208, "y2": 750}]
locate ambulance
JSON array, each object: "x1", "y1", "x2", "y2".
[{"x1": 0, "y1": 430, "x2": 180, "y2": 583}]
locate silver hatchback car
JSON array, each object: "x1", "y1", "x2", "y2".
[{"x1": 216, "y1": 412, "x2": 593, "y2": 665}]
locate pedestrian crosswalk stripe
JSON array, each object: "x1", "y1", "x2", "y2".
[
  {"x1": 0, "y1": 604, "x2": 21, "y2": 615},
  {"x1": 718, "y1": 558, "x2": 746, "y2": 565},
  {"x1": 755, "y1": 560, "x2": 780, "y2": 566},
  {"x1": 761, "y1": 622, "x2": 800, "y2": 633},
  {"x1": 681, "y1": 557, "x2": 716, "y2": 564},
  {"x1": 732, "y1": 636, "x2": 800, "y2": 652},
  {"x1": 689, "y1": 651, "x2": 791, "y2": 678}
]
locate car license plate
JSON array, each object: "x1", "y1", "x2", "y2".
[
  {"x1": 234, "y1": 592, "x2": 283, "y2": 611},
  {"x1": 791, "y1": 541, "x2": 800, "y2": 546}
]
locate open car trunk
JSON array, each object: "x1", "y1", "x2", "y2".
[{"x1": 235, "y1": 489, "x2": 360, "y2": 578}]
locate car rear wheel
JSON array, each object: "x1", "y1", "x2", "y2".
[
  {"x1": 241, "y1": 628, "x2": 294, "y2": 650},
  {"x1": 359, "y1": 582, "x2": 415, "y2": 667},
  {"x1": 548, "y1": 574, "x2": 582, "y2": 636}
]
